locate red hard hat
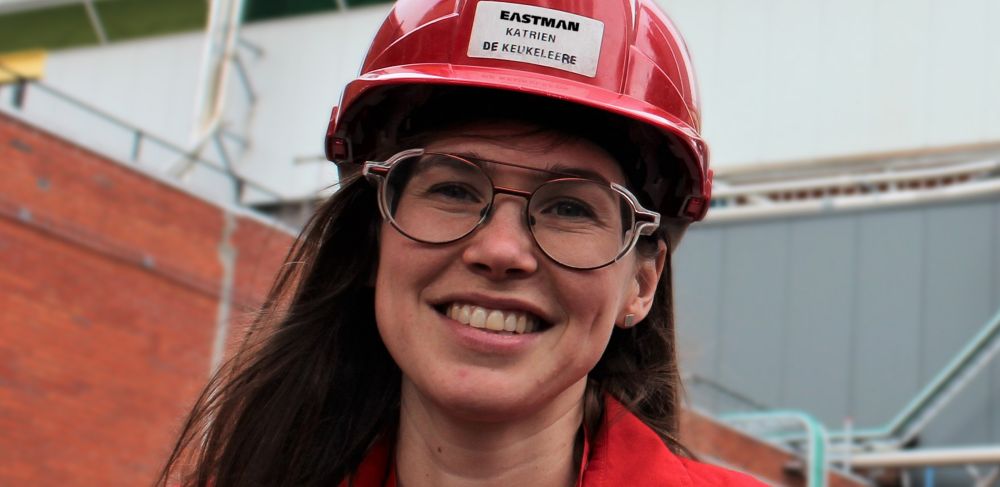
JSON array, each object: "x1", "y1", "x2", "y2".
[{"x1": 326, "y1": 0, "x2": 711, "y2": 226}]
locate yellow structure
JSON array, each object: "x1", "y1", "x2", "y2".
[{"x1": 0, "y1": 49, "x2": 46, "y2": 83}]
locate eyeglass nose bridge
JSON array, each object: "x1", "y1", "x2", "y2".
[
  {"x1": 491, "y1": 186, "x2": 533, "y2": 200},
  {"x1": 477, "y1": 185, "x2": 535, "y2": 227}
]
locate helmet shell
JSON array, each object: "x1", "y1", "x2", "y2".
[{"x1": 326, "y1": 0, "x2": 710, "y2": 222}]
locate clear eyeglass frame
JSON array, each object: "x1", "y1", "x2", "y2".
[{"x1": 362, "y1": 148, "x2": 662, "y2": 270}]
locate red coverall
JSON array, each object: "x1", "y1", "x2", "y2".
[{"x1": 341, "y1": 397, "x2": 766, "y2": 486}]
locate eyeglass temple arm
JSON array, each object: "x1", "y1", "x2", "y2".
[
  {"x1": 636, "y1": 209, "x2": 661, "y2": 236},
  {"x1": 362, "y1": 148, "x2": 426, "y2": 179}
]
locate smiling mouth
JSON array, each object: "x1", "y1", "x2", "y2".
[{"x1": 443, "y1": 303, "x2": 542, "y2": 334}]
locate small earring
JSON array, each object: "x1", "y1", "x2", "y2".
[{"x1": 622, "y1": 314, "x2": 635, "y2": 328}]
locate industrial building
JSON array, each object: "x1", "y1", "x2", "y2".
[{"x1": 1, "y1": 0, "x2": 998, "y2": 485}]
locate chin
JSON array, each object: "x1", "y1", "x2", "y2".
[
  {"x1": 419, "y1": 370, "x2": 587, "y2": 424},
  {"x1": 423, "y1": 376, "x2": 545, "y2": 422}
]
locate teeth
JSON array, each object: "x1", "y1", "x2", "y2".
[
  {"x1": 470, "y1": 307, "x2": 487, "y2": 328},
  {"x1": 486, "y1": 310, "x2": 505, "y2": 331},
  {"x1": 445, "y1": 303, "x2": 540, "y2": 334},
  {"x1": 503, "y1": 314, "x2": 517, "y2": 332}
]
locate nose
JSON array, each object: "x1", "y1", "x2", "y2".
[{"x1": 461, "y1": 197, "x2": 539, "y2": 279}]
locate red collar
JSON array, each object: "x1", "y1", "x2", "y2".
[{"x1": 343, "y1": 396, "x2": 705, "y2": 487}]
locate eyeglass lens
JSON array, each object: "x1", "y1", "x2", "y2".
[{"x1": 382, "y1": 153, "x2": 636, "y2": 269}]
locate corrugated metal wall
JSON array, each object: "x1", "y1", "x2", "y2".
[{"x1": 674, "y1": 196, "x2": 1000, "y2": 450}]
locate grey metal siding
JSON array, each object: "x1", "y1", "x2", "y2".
[
  {"x1": 674, "y1": 196, "x2": 1000, "y2": 450},
  {"x1": 781, "y1": 217, "x2": 855, "y2": 422},
  {"x1": 716, "y1": 221, "x2": 790, "y2": 407},
  {"x1": 853, "y1": 210, "x2": 924, "y2": 426}
]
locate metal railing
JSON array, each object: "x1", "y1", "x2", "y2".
[
  {"x1": 722, "y1": 410, "x2": 831, "y2": 487},
  {"x1": 685, "y1": 304, "x2": 1000, "y2": 484},
  {"x1": 708, "y1": 153, "x2": 1000, "y2": 222},
  {"x1": 0, "y1": 62, "x2": 286, "y2": 208},
  {"x1": 744, "y1": 304, "x2": 1000, "y2": 474},
  {"x1": 830, "y1": 305, "x2": 1000, "y2": 453}
]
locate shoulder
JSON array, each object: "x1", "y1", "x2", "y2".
[
  {"x1": 584, "y1": 397, "x2": 767, "y2": 486},
  {"x1": 678, "y1": 457, "x2": 768, "y2": 486}
]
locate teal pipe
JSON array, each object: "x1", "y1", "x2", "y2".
[{"x1": 721, "y1": 410, "x2": 829, "y2": 487}]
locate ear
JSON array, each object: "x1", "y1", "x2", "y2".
[{"x1": 617, "y1": 240, "x2": 667, "y2": 328}]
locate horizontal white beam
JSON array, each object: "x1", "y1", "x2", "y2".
[
  {"x1": 706, "y1": 177, "x2": 1000, "y2": 223},
  {"x1": 840, "y1": 446, "x2": 1000, "y2": 468},
  {"x1": 713, "y1": 159, "x2": 1000, "y2": 198}
]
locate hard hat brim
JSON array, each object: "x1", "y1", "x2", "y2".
[{"x1": 334, "y1": 63, "x2": 711, "y2": 212}]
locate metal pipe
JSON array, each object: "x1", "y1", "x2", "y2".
[
  {"x1": 192, "y1": 0, "x2": 246, "y2": 142},
  {"x1": 131, "y1": 130, "x2": 143, "y2": 162},
  {"x1": 707, "y1": 178, "x2": 1000, "y2": 223},
  {"x1": 713, "y1": 140, "x2": 1000, "y2": 179},
  {"x1": 81, "y1": 0, "x2": 108, "y2": 44},
  {"x1": 837, "y1": 306, "x2": 1000, "y2": 445},
  {"x1": 763, "y1": 305, "x2": 1000, "y2": 460},
  {"x1": 712, "y1": 159, "x2": 1000, "y2": 198},
  {"x1": 722, "y1": 410, "x2": 829, "y2": 487},
  {"x1": 838, "y1": 446, "x2": 1000, "y2": 468}
]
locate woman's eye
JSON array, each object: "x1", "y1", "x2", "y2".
[
  {"x1": 429, "y1": 183, "x2": 480, "y2": 202},
  {"x1": 546, "y1": 200, "x2": 596, "y2": 219}
]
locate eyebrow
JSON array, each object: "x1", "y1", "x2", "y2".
[
  {"x1": 545, "y1": 164, "x2": 612, "y2": 183},
  {"x1": 449, "y1": 151, "x2": 613, "y2": 183}
]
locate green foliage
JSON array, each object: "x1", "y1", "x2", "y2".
[
  {"x1": 345, "y1": 0, "x2": 395, "y2": 6},
  {"x1": 243, "y1": 0, "x2": 394, "y2": 22},
  {"x1": 243, "y1": 0, "x2": 338, "y2": 22},
  {"x1": 0, "y1": 0, "x2": 207, "y2": 53},
  {"x1": 0, "y1": 0, "x2": 395, "y2": 54}
]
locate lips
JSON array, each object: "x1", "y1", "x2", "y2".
[{"x1": 445, "y1": 303, "x2": 540, "y2": 334}]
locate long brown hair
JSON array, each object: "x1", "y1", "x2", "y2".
[{"x1": 157, "y1": 96, "x2": 687, "y2": 487}]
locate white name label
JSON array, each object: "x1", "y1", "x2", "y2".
[{"x1": 467, "y1": 1, "x2": 605, "y2": 78}]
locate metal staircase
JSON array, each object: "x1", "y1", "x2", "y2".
[{"x1": 693, "y1": 305, "x2": 1000, "y2": 486}]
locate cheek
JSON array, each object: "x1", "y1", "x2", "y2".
[
  {"x1": 374, "y1": 228, "x2": 412, "y2": 335},
  {"x1": 560, "y1": 266, "x2": 636, "y2": 323},
  {"x1": 373, "y1": 226, "x2": 449, "y2": 333}
]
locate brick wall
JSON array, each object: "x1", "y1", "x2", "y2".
[{"x1": 0, "y1": 113, "x2": 294, "y2": 486}]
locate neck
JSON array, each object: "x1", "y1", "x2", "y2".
[{"x1": 395, "y1": 379, "x2": 586, "y2": 487}]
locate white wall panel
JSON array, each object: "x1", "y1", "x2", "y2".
[
  {"x1": 660, "y1": 0, "x2": 1000, "y2": 167},
  {"x1": 923, "y1": 0, "x2": 992, "y2": 146},
  {"x1": 988, "y1": 0, "x2": 1000, "y2": 144},
  {"x1": 44, "y1": 33, "x2": 203, "y2": 151},
  {"x1": 868, "y1": 0, "x2": 931, "y2": 152},
  {"x1": 811, "y1": 0, "x2": 879, "y2": 159},
  {"x1": 237, "y1": 5, "x2": 391, "y2": 199}
]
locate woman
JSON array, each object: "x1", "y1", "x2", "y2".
[{"x1": 159, "y1": 1, "x2": 762, "y2": 485}]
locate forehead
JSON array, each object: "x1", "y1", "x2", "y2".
[{"x1": 421, "y1": 122, "x2": 627, "y2": 185}]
